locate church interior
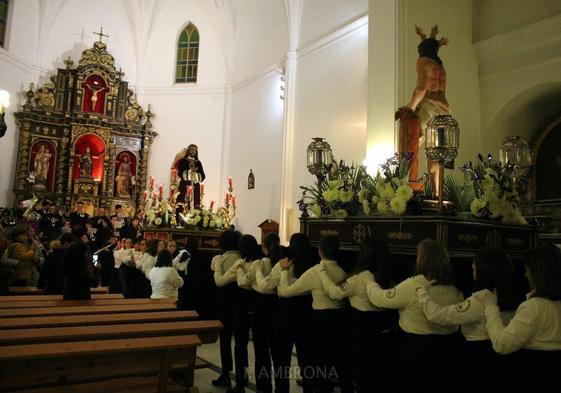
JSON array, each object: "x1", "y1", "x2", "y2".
[{"x1": 0, "y1": 1, "x2": 560, "y2": 392}]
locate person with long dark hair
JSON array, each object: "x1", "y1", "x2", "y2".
[
  {"x1": 211, "y1": 230, "x2": 242, "y2": 388},
  {"x1": 149, "y1": 249, "x2": 184, "y2": 300},
  {"x1": 224, "y1": 234, "x2": 262, "y2": 393},
  {"x1": 255, "y1": 233, "x2": 314, "y2": 393},
  {"x1": 236, "y1": 233, "x2": 279, "y2": 393},
  {"x1": 277, "y1": 235, "x2": 352, "y2": 393},
  {"x1": 416, "y1": 247, "x2": 523, "y2": 392},
  {"x1": 367, "y1": 238, "x2": 463, "y2": 393},
  {"x1": 63, "y1": 241, "x2": 92, "y2": 300},
  {"x1": 318, "y1": 237, "x2": 399, "y2": 393},
  {"x1": 476, "y1": 244, "x2": 561, "y2": 392}
]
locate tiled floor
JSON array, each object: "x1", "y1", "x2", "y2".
[{"x1": 194, "y1": 340, "x2": 302, "y2": 393}]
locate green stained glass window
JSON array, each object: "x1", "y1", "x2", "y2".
[
  {"x1": 175, "y1": 23, "x2": 199, "y2": 83},
  {"x1": 0, "y1": 0, "x2": 9, "y2": 48}
]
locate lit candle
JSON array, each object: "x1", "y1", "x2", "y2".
[
  {"x1": 210, "y1": 200, "x2": 215, "y2": 211},
  {"x1": 228, "y1": 176, "x2": 233, "y2": 190},
  {"x1": 232, "y1": 195, "x2": 236, "y2": 208},
  {"x1": 149, "y1": 176, "x2": 154, "y2": 189}
]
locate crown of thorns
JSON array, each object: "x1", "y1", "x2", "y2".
[{"x1": 415, "y1": 24, "x2": 449, "y2": 47}]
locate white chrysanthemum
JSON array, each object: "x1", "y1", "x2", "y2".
[
  {"x1": 390, "y1": 197, "x2": 407, "y2": 215},
  {"x1": 396, "y1": 185, "x2": 413, "y2": 201},
  {"x1": 371, "y1": 195, "x2": 379, "y2": 204},
  {"x1": 362, "y1": 200, "x2": 371, "y2": 215},
  {"x1": 379, "y1": 183, "x2": 395, "y2": 199},
  {"x1": 209, "y1": 220, "x2": 216, "y2": 228},
  {"x1": 377, "y1": 201, "x2": 389, "y2": 215},
  {"x1": 154, "y1": 217, "x2": 162, "y2": 226},
  {"x1": 470, "y1": 198, "x2": 486, "y2": 216},
  {"x1": 311, "y1": 204, "x2": 322, "y2": 217},
  {"x1": 358, "y1": 189, "x2": 369, "y2": 202},
  {"x1": 339, "y1": 190, "x2": 354, "y2": 203},
  {"x1": 334, "y1": 209, "x2": 348, "y2": 219},
  {"x1": 328, "y1": 179, "x2": 343, "y2": 189},
  {"x1": 322, "y1": 189, "x2": 340, "y2": 202}
]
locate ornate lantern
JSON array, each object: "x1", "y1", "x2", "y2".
[
  {"x1": 499, "y1": 136, "x2": 531, "y2": 173},
  {"x1": 425, "y1": 114, "x2": 460, "y2": 213},
  {"x1": 307, "y1": 137, "x2": 333, "y2": 183}
]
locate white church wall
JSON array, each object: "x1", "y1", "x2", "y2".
[
  {"x1": 228, "y1": 73, "x2": 285, "y2": 239},
  {"x1": 299, "y1": 0, "x2": 368, "y2": 48},
  {"x1": 288, "y1": 22, "x2": 369, "y2": 234},
  {"x1": 401, "y1": 0, "x2": 481, "y2": 177},
  {"x1": 232, "y1": 0, "x2": 288, "y2": 85},
  {"x1": 4, "y1": 0, "x2": 39, "y2": 64}
]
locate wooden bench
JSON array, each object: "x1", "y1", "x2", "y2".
[
  {"x1": 0, "y1": 320, "x2": 222, "y2": 346},
  {"x1": 0, "y1": 294, "x2": 124, "y2": 301},
  {"x1": 7, "y1": 286, "x2": 109, "y2": 295},
  {"x1": 0, "y1": 310, "x2": 199, "y2": 330},
  {"x1": 15, "y1": 376, "x2": 185, "y2": 393},
  {"x1": 0, "y1": 303, "x2": 177, "y2": 318},
  {"x1": 0, "y1": 335, "x2": 201, "y2": 392},
  {"x1": 0, "y1": 298, "x2": 176, "y2": 309}
]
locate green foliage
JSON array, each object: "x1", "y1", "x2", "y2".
[{"x1": 443, "y1": 173, "x2": 475, "y2": 212}]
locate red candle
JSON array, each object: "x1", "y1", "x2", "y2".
[
  {"x1": 171, "y1": 169, "x2": 177, "y2": 181},
  {"x1": 143, "y1": 190, "x2": 147, "y2": 202},
  {"x1": 200, "y1": 184, "x2": 205, "y2": 195},
  {"x1": 232, "y1": 195, "x2": 236, "y2": 208},
  {"x1": 225, "y1": 192, "x2": 230, "y2": 205},
  {"x1": 210, "y1": 200, "x2": 215, "y2": 211},
  {"x1": 159, "y1": 184, "x2": 163, "y2": 198},
  {"x1": 152, "y1": 191, "x2": 157, "y2": 199},
  {"x1": 228, "y1": 176, "x2": 233, "y2": 189},
  {"x1": 149, "y1": 176, "x2": 154, "y2": 189},
  {"x1": 187, "y1": 186, "x2": 193, "y2": 198}
]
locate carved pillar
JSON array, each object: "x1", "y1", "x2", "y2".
[
  {"x1": 57, "y1": 128, "x2": 70, "y2": 194},
  {"x1": 137, "y1": 138, "x2": 151, "y2": 207}
]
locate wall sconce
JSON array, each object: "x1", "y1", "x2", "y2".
[{"x1": 0, "y1": 90, "x2": 9, "y2": 139}]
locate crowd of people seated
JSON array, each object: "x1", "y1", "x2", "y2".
[{"x1": 0, "y1": 201, "x2": 190, "y2": 303}]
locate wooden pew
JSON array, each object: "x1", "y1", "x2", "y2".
[
  {"x1": 0, "y1": 302, "x2": 177, "y2": 318},
  {"x1": 0, "y1": 310, "x2": 199, "y2": 330},
  {"x1": 0, "y1": 293, "x2": 124, "y2": 301},
  {"x1": 0, "y1": 298, "x2": 176, "y2": 309},
  {"x1": 0, "y1": 320, "x2": 222, "y2": 346},
  {"x1": 7, "y1": 286, "x2": 109, "y2": 295},
  {"x1": 0, "y1": 335, "x2": 201, "y2": 392}
]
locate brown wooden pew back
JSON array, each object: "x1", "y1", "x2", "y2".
[
  {"x1": 0, "y1": 302, "x2": 177, "y2": 318},
  {"x1": 0, "y1": 297, "x2": 175, "y2": 309},
  {"x1": 0, "y1": 293, "x2": 123, "y2": 301}
]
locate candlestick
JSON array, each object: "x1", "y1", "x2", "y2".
[
  {"x1": 232, "y1": 195, "x2": 236, "y2": 208},
  {"x1": 159, "y1": 184, "x2": 163, "y2": 198},
  {"x1": 200, "y1": 184, "x2": 205, "y2": 195},
  {"x1": 226, "y1": 192, "x2": 230, "y2": 205},
  {"x1": 210, "y1": 200, "x2": 215, "y2": 212}
]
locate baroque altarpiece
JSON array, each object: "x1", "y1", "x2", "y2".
[{"x1": 13, "y1": 39, "x2": 157, "y2": 216}]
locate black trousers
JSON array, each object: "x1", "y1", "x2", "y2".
[
  {"x1": 313, "y1": 308, "x2": 354, "y2": 393},
  {"x1": 252, "y1": 293, "x2": 277, "y2": 392},
  {"x1": 233, "y1": 288, "x2": 254, "y2": 388},
  {"x1": 351, "y1": 308, "x2": 399, "y2": 393},
  {"x1": 274, "y1": 296, "x2": 314, "y2": 393},
  {"x1": 399, "y1": 331, "x2": 462, "y2": 393},
  {"x1": 516, "y1": 349, "x2": 561, "y2": 393},
  {"x1": 215, "y1": 283, "x2": 237, "y2": 375}
]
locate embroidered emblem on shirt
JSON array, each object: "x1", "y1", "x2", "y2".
[
  {"x1": 386, "y1": 288, "x2": 396, "y2": 298},
  {"x1": 455, "y1": 299, "x2": 471, "y2": 313}
]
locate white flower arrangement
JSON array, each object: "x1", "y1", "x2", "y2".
[{"x1": 371, "y1": 154, "x2": 414, "y2": 216}]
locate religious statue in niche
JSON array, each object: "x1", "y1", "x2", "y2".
[
  {"x1": 82, "y1": 75, "x2": 107, "y2": 113},
  {"x1": 115, "y1": 153, "x2": 134, "y2": 198},
  {"x1": 177, "y1": 144, "x2": 205, "y2": 209},
  {"x1": 395, "y1": 24, "x2": 449, "y2": 192},
  {"x1": 79, "y1": 146, "x2": 94, "y2": 178},
  {"x1": 248, "y1": 169, "x2": 255, "y2": 189},
  {"x1": 31, "y1": 144, "x2": 52, "y2": 190}
]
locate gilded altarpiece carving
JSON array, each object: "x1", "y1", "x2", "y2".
[{"x1": 13, "y1": 40, "x2": 157, "y2": 215}]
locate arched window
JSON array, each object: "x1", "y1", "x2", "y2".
[
  {"x1": 0, "y1": 0, "x2": 9, "y2": 48},
  {"x1": 175, "y1": 23, "x2": 199, "y2": 83}
]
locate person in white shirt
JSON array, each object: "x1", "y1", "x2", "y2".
[
  {"x1": 366, "y1": 238, "x2": 463, "y2": 393},
  {"x1": 226, "y1": 234, "x2": 262, "y2": 393},
  {"x1": 132, "y1": 238, "x2": 146, "y2": 267},
  {"x1": 148, "y1": 249, "x2": 183, "y2": 300},
  {"x1": 140, "y1": 239, "x2": 159, "y2": 277},
  {"x1": 318, "y1": 238, "x2": 399, "y2": 393},
  {"x1": 475, "y1": 245, "x2": 561, "y2": 392},
  {"x1": 210, "y1": 230, "x2": 242, "y2": 389},
  {"x1": 113, "y1": 238, "x2": 134, "y2": 294},
  {"x1": 416, "y1": 247, "x2": 523, "y2": 393},
  {"x1": 255, "y1": 233, "x2": 314, "y2": 393},
  {"x1": 278, "y1": 235, "x2": 352, "y2": 393}
]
